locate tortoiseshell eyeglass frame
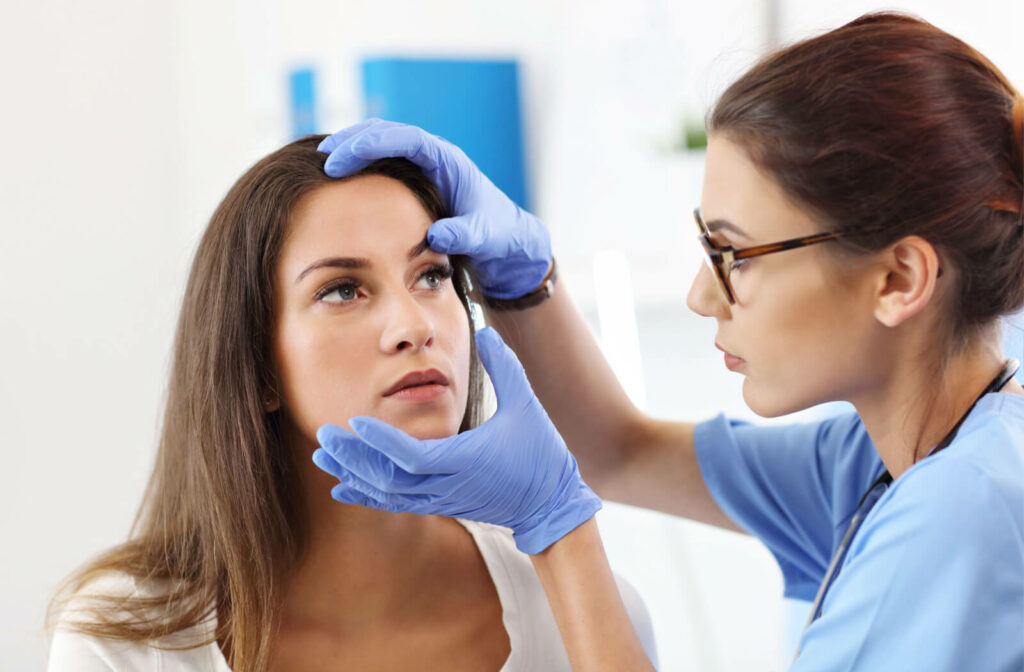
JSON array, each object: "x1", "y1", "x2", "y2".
[{"x1": 693, "y1": 208, "x2": 883, "y2": 305}]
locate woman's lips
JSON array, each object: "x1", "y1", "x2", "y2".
[
  {"x1": 382, "y1": 368, "x2": 450, "y2": 401},
  {"x1": 384, "y1": 383, "x2": 449, "y2": 402}
]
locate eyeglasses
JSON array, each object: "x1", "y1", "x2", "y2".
[{"x1": 693, "y1": 208, "x2": 881, "y2": 305}]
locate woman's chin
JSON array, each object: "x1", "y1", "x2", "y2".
[{"x1": 386, "y1": 414, "x2": 462, "y2": 441}]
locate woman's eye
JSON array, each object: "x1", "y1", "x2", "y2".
[
  {"x1": 415, "y1": 264, "x2": 454, "y2": 290},
  {"x1": 318, "y1": 283, "x2": 360, "y2": 304}
]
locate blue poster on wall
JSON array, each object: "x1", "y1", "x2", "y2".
[
  {"x1": 362, "y1": 58, "x2": 530, "y2": 210},
  {"x1": 289, "y1": 67, "x2": 319, "y2": 139}
]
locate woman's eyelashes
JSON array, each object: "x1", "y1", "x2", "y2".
[
  {"x1": 316, "y1": 279, "x2": 362, "y2": 304},
  {"x1": 315, "y1": 262, "x2": 455, "y2": 305},
  {"x1": 415, "y1": 262, "x2": 454, "y2": 290}
]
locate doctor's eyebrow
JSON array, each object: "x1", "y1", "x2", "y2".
[
  {"x1": 294, "y1": 235, "x2": 434, "y2": 283},
  {"x1": 705, "y1": 218, "x2": 750, "y2": 241}
]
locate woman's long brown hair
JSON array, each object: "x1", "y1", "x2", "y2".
[{"x1": 47, "y1": 136, "x2": 485, "y2": 671}]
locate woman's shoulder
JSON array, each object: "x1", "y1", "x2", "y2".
[
  {"x1": 53, "y1": 571, "x2": 143, "y2": 628},
  {"x1": 49, "y1": 571, "x2": 227, "y2": 672}
]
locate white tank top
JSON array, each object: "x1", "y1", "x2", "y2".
[{"x1": 48, "y1": 519, "x2": 657, "y2": 671}]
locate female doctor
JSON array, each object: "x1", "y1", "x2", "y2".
[{"x1": 311, "y1": 13, "x2": 1024, "y2": 670}]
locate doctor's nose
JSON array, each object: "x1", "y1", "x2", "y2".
[
  {"x1": 379, "y1": 294, "x2": 436, "y2": 353},
  {"x1": 686, "y1": 265, "x2": 729, "y2": 319}
]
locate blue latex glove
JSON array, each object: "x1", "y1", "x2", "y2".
[
  {"x1": 312, "y1": 327, "x2": 601, "y2": 554},
  {"x1": 318, "y1": 120, "x2": 552, "y2": 300}
]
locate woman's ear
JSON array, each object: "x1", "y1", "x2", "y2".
[
  {"x1": 872, "y1": 235, "x2": 943, "y2": 328},
  {"x1": 262, "y1": 390, "x2": 281, "y2": 413}
]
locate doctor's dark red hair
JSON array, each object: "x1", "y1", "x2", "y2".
[{"x1": 710, "y1": 12, "x2": 1024, "y2": 348}]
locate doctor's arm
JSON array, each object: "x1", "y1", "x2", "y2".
[
  {"x1": 486, "y1": 280, "x2": 743, "y2": 533},
  {"x1": 531, "y1": 518, "x2": 656, "y2": 671}
]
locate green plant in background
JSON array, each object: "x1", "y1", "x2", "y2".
[
  {"x1": 670, "y1": 117, "x2": 708, "y2": 152},
  {"x1": 684, "y1": 123, "x2": 708, "y2": 150}
]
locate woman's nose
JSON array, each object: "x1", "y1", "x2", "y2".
[
  {"x1": 686, "y1": 265, "x2": 729, "y2": 319},
  {"x1": 379, "y1": 293, "x2": 436, "y2": 353}
]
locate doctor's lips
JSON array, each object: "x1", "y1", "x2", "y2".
[
  {"x1": 715, "y1": 342, "x2": 746, "y2": 372},
  {"x1": 383, "y1": 369, "x2": 451, "y2": 401}
]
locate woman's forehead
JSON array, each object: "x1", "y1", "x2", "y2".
[{"x1": 283, "y1": 178, "x2": 435, "y2": 266}]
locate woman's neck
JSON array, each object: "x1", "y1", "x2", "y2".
[
  {"x1": 853, "y1": 338, "x2": 1019, "y2": 479},
  {"x1": 280, "y1": 450, "x2": 469, "y2": 631}
]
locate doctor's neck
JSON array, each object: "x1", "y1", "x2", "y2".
[{"x1": 851, "y1": 333, "x2": 1022, "y2": 479}]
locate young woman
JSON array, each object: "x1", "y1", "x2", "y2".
[
  {"x1": 314, "y1": 12, "x2": 1024, "y2": 670},
  {"x1": 47, "y1": 139, "x2": 654, "y2": 671}
]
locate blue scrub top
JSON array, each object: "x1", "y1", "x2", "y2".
[{"x1": 694, "y1": 392, "x2": 1024, "y2": 671}]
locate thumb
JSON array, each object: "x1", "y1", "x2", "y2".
[
  {"x1": 347, "y1": 416, "x2": 440, "y2": 474},
  {"x1": 474, "y1": 327, "x2": 533, "y2": 410},
  {"x1": 427, "y1": 214, "x2": 490, "y2": 257}
]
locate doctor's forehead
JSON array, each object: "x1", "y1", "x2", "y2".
[{"x1": 701, "y1": 135, "x2": 820, "y2": 241}]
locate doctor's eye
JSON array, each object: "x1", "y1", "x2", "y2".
[{"x1": 729, "y1": 258, "x2": 751, "y2": 273}]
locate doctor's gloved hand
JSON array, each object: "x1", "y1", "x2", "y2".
[
  {"x1": 318, "y1": 120, "x2": 551, "y2": 300},
  {"x1": 312, "y1": 327, "x2": 601, "y2": 554}
]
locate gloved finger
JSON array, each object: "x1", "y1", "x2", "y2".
[
  {"x1": 317, "y1": 118, "x2": 390, "y2": 154},
  {"x1": 333, "y1": 468, "x2": 435, "y2": 515},
  {"x1": 347, "y1": 415, "x2": 472, "y2": 474},
  {"x1": 427, "y1": 214, "x2": 493, "y2": 257},
  {"x1": 312, "y1": 446, "x2": 350, "y2": 481},
  {"x1": 323, "y1": 123, "x2": 450, "y2": 179},
  {"x1": 349, "y1": 124, "x2": 446, "y2": 171},
  {"x1": 319, "y1": 435, "x2": 445, "y2": 496},
  {"x1": 318, "y1": 425, "x2": 424, "y2": 488},
  {"x1": 322, "y1": 121, "x2": 423, "y2": 177},
  {"x1": 317, "y1": 427, "x2": 414, "y2": 491},
  {"x1": 474, "y1": 327, "x2": 532, "y2": 409},
  {"x1": 328, "y1": 479, "x2": 380, "y2": 509},
  {"x1": 316, "y1": 423, "x2": 361, "y2": 454}
]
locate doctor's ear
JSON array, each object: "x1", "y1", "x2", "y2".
[{"x1": 871, "y1": 235, "x2": 944, "y2": 328}]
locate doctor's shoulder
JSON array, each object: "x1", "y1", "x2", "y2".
[
  {"x1": 881, "y1": 392, "x2": 1023, "y2": 532},
  {"x1": 852, "y1": 392, "x2": 1024, "y2": 584},
  {"x1": 814, "y1": 396, "x2": 1024, "y2": 667}
]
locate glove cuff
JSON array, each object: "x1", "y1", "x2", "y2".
[
  {"x1": 512, "y1": 479, "x2": 603, "y2": 554},
  {"x1": 484, "y1": 258, "x2": 558, "y2": 311}
]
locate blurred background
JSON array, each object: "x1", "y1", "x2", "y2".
[{"x1": 2, "y1": 0, "x2": 1022, "y2": 669}]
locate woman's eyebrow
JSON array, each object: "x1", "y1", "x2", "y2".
[
  {"x1": 295, "y1": 236, "x2": 434, "y2": 284},
  {"x1": 407, "y1": 236, "x2": 430, "y2": 260}
]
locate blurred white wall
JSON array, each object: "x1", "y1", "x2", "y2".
[{"x1": 2, "y1": 1, "x2": 1021, "y2": 670}]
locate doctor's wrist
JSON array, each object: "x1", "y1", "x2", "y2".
[{"x1": 484, "y1": 258, "x2": 558, "y2": 311}]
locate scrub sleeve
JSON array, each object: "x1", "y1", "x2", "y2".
[{"x1": 693, "y1": 394, "x2": 1024, "y2": 671}]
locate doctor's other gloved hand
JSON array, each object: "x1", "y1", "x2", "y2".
[
  {"x1": 318, "y1": 120, "x2": 551, "y2": 300},
  {"x1": 312, "y1": 327, "x2": 601, "y2": 554}
]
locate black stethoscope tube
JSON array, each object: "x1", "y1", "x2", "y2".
[{"x1": 796, "y1": 358, "x2": 1021, "y2": 656}]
